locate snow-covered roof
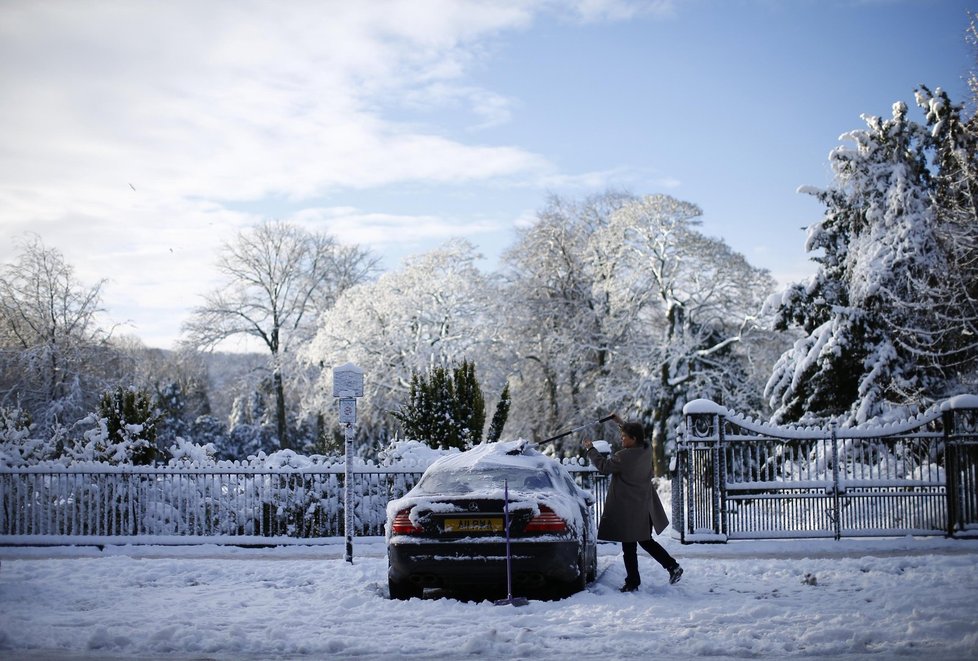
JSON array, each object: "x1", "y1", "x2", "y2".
[{"x1": 423, "y1": 439, "x2": 553, "y2": 474}]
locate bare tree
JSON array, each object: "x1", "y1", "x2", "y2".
[
  {"x1": 183, "y1": 220, "x2": 377, "y2": 450},
  {"x1": 0, "y1": 235, "x2": 114, "y2": 429}
]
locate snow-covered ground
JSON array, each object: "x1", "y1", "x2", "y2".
[{"x1": 1, "y1": 535, "x2": 976, "y2": 660}]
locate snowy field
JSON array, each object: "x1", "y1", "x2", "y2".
[{"x1": 1, "y1": 535, "x2": 977, "y2": 660}]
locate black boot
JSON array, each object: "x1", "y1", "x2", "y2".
[{"x1": 668, "y1": 565, "x2": 683, "y2": 585}]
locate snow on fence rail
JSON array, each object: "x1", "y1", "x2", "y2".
[
  {"x1": 674, "y1": 395, "x2": 978, "y2": 543},
  {"x1": 0, "y1": 463, "x2": 607, "y2": 546}
]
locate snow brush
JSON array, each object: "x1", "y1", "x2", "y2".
[
  {"x1": 540, "y1": 414, "x2": 617, "y2": 444},
  {"x1": 494, "y1": 480, "x2": 529, "y2": 607}
]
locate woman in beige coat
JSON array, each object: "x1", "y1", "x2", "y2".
[{"x1": 583, "y1": 419, "x2": 683, "y2": 592}]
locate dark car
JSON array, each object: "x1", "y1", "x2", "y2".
[{"x1": 386, "y1": 439, "x2": 598, "y2": 600}]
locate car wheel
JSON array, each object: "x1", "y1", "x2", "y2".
[
  {"x1": 586, "y1": 549, "x2": 597, "y2": 583},
  {"x1": 389, "y1": 578, "x2": 423, "y2": 600}
]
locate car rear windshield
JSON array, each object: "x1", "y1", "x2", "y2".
[{"x1": 414, "y1": 466, "x2": 555, "y2": 495}]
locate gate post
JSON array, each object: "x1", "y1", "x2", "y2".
[
  {"x1": 942, "y1": 395, "x2": 978, "y2": 538},
  {"x1": 682, "y1": 399, "x2": 728, "y2": 542},
  {"x1": 673, "y1": 429, "x2": 686, "y2": 543},
  {"x1": 943, "y1": 407, "x2": 958, "y2": 537},
  {"x1": 713, "y1": 409, "x2": 726, "y2": 539},
  {"x1": 830, "y1": 421, "x2": 841, "y2": 540}
]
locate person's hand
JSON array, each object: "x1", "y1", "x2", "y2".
[{"x1": 582, "y1": 438, "x2": 593, "y2": 451}]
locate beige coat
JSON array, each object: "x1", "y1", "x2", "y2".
[{"x1": 586, "y1": 444, "x2": 669, "y2": 541}]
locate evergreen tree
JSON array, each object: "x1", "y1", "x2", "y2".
[
  {"x1": 767, "y1": 91, "x2": 978, "y2": 424},
  {"x1": 74, "y1": 386, "x2": 162, "y2": 465},
  {"x1": 452, "y1": 360, "x2": 485, "y2": 446},
  {"x1": 486, "y1": 382, "x2": 510, "y2": 442},
  {"x1": 394, "y1": 360, "x2": 487, "y2": 450},
  {"x1": 191, "y1": 415, "x2": 230, "y2": 459}
]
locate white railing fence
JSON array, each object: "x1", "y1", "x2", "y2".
[{"x1": 0, "y1": 465, "x2": 607, "y2": 546}]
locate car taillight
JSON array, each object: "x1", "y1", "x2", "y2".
[
  {"x1": 391, "y1": 509, "x2": 423, "y2": 535},
  {"x1": 524, "y1": 506, "x2": 567, "y2": 533}
]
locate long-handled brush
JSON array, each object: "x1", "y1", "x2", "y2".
[
  {"x1": 494, "y1": 480, "x2": 529, "y2": 607},
  {"x1": 541, "y1": 413, "x2": 617, "y2": 444}
]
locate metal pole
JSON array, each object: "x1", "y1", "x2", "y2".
[{"x1": 344, "y1": 421, "x2": 354, "y2": 563}]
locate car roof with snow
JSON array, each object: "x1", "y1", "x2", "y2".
[{"x1": 422, "y1": 439, "x2": 556, "y2": 474}]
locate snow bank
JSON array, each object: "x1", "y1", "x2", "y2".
[{"x1": 1, "y1": 537, "x2": 976, "y2": 659}]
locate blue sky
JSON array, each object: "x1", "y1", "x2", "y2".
[{"x1": 0, "y1": 0, "x2": 973, "y2": 350}]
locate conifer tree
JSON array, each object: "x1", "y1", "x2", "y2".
[
  {"x1": 767, "y1": 90, "x2": 977, "y2": 424},
  {"x1": 394, "y1": 360, "x2": 487, "y2": 450},
  {"x1": 96, "y1": 386, "x2": 161, "y2": 464},
  {"x1": 486, "y1": 382, "x2": 511, "y2": 442}
]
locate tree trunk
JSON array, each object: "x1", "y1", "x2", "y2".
[{"x1": 273, "y1": 368, "x2": 289, "y2": 450}]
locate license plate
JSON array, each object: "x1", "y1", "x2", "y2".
[{"x1": 443, "y1": 517, "x2": 503, "y2": 533}]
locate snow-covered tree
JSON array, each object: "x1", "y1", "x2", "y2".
[
  {"x1": 767, "y1": 91, "x2": 978, "y2": 425},
  {"x1": 486, "y1": 382, "x2": 510, "y2": 443},
  {"x1": 393, "y1": 360, "x2": 486, "y2": 450},
  {"x1": 499, "y1": 192, "x2": 636, "y2": 447},
  {"x1": 968, "y1": 10, "x2": 978, "y2": 110},
  {"x1": 596, "y1": 195, "x2": 775, "y2": 474},
  {"x1": 190, "y1": 415, "x2": 231, "y2": 460},
  {"x1": 501, "y1": 192, "x2": 774, "y2": 473},
  {"x1": 0, "y1": 236, "x2": 116, "y2": 431},
  {"x1": 301, "y1": 239, "x2": 503, "y2": 453},
  {"x1": 917, "y1": 86, "x2": 978, "y2": 377},
  {"x1": 183, "y1": 220, "x2": 376, "y2": 450},
  {"x1": 0, "y1": 405, "x2": 61, "y2": 466},
  {"x1": 62, "y1": 386, "x2": 161, "y2": 465}
]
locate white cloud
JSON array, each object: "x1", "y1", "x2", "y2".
[
  {"x1": 0, "y1": 0, "x2": 682, "y2": 348},
  {"x1": 0, "y1": 1, "x2": 548, "y2": 206},
  {"x1": 0, "y1": 1, "x2": 551, "y2": 346}
]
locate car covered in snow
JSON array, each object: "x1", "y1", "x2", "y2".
[{"x1": 386, "y1": 439, "x2": 598, "y2": 600}]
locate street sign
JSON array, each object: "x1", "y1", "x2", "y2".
[
  {"x1": 332, "y1": 362, "x2": 363, "y2": 564},
  {"x1": 338, "y1": 398, "x2": 356, "y2": 424},
  {"x1": 332, "y1": 363, "x2": 364, "y2": 398}
]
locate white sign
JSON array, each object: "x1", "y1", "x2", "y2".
[
  {"x1": 338, "y1": 398, "x2": 356, "y2": 424},
  {"x1": 332, "y1": 363, "x2": 364, "y2": 398}
]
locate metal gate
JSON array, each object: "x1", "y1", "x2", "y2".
[{"x1": 673, "y1": 395, "x2": 978, "y2": 542}]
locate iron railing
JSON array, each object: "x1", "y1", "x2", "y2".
[
  {"x1": 0, "y1": 464, "x2": 607, "y2": 545},
  {"x1": 674, "y1": 395, "x2": 978, "y2": 542}
]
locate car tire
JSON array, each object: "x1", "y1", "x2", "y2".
[{"x1": 389, "y1": 578, "x2": 423, "y2": 600}]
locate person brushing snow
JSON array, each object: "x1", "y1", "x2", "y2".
[{"x1": 583, "y1": 417, "x2": 683, "y2": 592}]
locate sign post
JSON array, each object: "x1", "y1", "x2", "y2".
[{"x1": 332, "y1": 363, "x2": 364, "y2": 564}]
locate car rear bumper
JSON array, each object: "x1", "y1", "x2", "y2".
[{"x1": 388, "y1": 538, "x2": 583, "y2": 590}]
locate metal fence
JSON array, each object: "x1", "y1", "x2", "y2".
[
  {"x1": 0, "y1": 464, "x2": 607, "y2": 546},
  {"x1": 673, "y1": 395, "x2": 978, "y2": 542}
]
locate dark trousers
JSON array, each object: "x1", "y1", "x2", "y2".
[{"x1": 622, "y1": 539, "x2": 676, "y2": 586}]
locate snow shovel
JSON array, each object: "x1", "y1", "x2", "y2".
[
  {"x1": 494, "y1": 480, "x2": 529, "y2": 607},
  {"x1": 541, "y1": 414, "x2": 617, "y2": 444}
]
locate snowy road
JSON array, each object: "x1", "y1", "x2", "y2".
[{"x1": 1, "y1": 537, "x2": 977, "y2": 660}]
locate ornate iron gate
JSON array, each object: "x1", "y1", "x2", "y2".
[{"x1": 673, "y1": 395, "x2": 978, "y2": 542}]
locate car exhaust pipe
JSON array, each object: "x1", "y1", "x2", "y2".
[{"x1": 513, "y1": 572, "x2": 546, "y2": 587}]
